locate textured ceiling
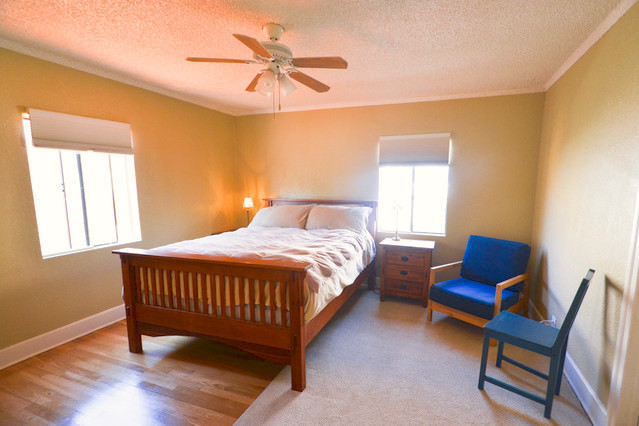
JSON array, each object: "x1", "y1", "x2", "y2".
[{"x1": 0, "y1": 0, "x2": 632, "y2": 116}]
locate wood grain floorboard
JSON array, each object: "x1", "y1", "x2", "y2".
[{"x1": 0, "y1": 321, "x2": 282, "y2": 425}]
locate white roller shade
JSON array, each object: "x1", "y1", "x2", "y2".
[
  {"x1": 28, "y1": 109, "x2": 133, "y2": 154},
  {"x1": 379, "y1": 133, "x2": 450, "y2": 165}
]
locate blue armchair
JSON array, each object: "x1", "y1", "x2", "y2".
[{"x1": 426, "y1": 235, "x2": 531, "y2": 327}]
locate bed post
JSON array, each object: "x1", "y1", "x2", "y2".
[
  {"x1": 120, "y1": 256, "x2": 142, "y2": 353},
  {"x1": 289, "y1": 270, "x2": 306, "y2": 391}
]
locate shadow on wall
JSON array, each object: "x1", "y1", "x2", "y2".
[
  {"x1": 565, "y1": 274, "x2": 622, "y2": 404},
  {"x1": 603, "y1": 275, "x2": 623, "y2": 394},
  {"x1": 530, "y1": 251, "x2": 549, "y2": 318},
  {"x1": 531, "y1": 250, "x2": 624, "y2": 404}
]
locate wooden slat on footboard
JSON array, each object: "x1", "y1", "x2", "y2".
[{"x1": 129, "y1": 263, "x2": 299, "y2": 326}]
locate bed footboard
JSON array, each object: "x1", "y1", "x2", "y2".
[{"x1": 115, "y1": 248, "x2": 312, "y2": 390}]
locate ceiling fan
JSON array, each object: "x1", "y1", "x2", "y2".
[{"x1": 186, "y1": 23, "x2": 348, "y2": 99}]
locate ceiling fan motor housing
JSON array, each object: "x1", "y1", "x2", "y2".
[{"x1": 255, "y1": 41, "x2": 293, "y2": 63}]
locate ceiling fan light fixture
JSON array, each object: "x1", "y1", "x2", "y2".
[
  {"x1": 256, "y1": 70, "x2": 276, "y2": 96},
  {"x1": 278, "y1": 75, "x2": 296, "y2": 97}
]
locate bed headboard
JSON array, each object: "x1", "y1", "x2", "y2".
[{"x1": 263, "y1": 198, "x2": 378, "y2": 240}]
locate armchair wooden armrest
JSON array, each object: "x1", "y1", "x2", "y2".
[
  {"x1": 495, "y1": 273, "x2": 528, "y2": 291},
  {"x1": 494, "y1": 273, "x2": 529, "y2": 317},
  {"x1": 429, "y1": 260, "x2": 463, "y2": 286}
]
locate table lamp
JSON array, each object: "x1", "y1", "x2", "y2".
[{"x1": 243, "y1": 197, "x2": 254, "y2": 226}]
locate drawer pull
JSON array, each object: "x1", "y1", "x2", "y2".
[
  {"x1": 400, "y1": 270, "x2": 408, "y2": 276},
  {"x1": 401, "y1": 256, "x2": 409, "y2": 262},
  {"x1": 399, "y1": 285, "x2": 408, "y2": 290}
]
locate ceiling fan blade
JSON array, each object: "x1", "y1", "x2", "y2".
[
  {"x1": 290, "y1": 57, "x2": 348, "y2": 69},
  {"x1": 232, "y1": 34, "x2": 272, "y2": 59},
  {"x1": 186, "y1": 57, "x2": 257, "y2": 64},
  {"x1": 245, "y1": 72, "x2": 263, "y2": 92},
  {"x1": 288, "y1": 71, "x2": 330, "y2": 93}
]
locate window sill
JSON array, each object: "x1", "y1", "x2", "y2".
[
  {"x1": 42, "y1": 239, "x2": 141, "y2": 259},
  {"x1": 377, "y1": 231, "x2": 446, "y2": 239}
]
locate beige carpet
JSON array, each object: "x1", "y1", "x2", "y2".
[{"x1": 236, "y1": 290, "x2": 590, "y2": 425}]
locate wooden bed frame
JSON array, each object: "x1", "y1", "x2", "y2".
[{"x1": 113, "y1": 198, "x2": 377, "y2": 391}]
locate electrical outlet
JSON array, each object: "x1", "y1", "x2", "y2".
[{"x1": 551, "y1": 314, "x2": 557, "y2": 328}]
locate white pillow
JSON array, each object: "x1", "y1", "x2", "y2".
[
  {"x1": 305, "y1": 205, "x2": 372, "y2": 234},
  {"x1": 249, "y1": 204, "x2": 314, "y2": 229}
]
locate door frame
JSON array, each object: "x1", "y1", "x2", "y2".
[{"x1": 607, "y1": 186, "x2": 639, "y2": 425}]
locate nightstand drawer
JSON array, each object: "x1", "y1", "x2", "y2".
[
  {"x1": 385, "y1": 279, "x2": 422, "y2": 297},
  {"x1": 385, "y1": 249, "x2": 426, "y2": 268},
  {"x1": 384, "y1": 266, "x2": 424, "y2": 282}
]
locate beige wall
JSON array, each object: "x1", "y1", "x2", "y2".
[
  {"x1": 3, "y1": 4, "x2": 635, "y2": 408},
  {"x1": 235, "y1": 95, "x2": 545, "y2": 268},
  {"x1": 0, "y1": 48, "x2": 238, "y2": 349},
  {"x1": 531, "y1": 3, "x2": 639, "y2": 406}
]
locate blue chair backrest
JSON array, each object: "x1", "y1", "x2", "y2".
[
  {"x1": 460, "y1": 235, "x2": 531, "y2": 290},
  {"x1": 555, "y1": 269, "x2": 595, "y2": 350}
]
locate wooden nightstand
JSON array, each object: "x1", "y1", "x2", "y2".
[{"x1": 380, "y1": 238, "x2": 435, "y2": 306}]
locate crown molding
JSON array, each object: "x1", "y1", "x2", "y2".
[
  {"x1": 544, "y1": 0, "x2": 638, "y2": 90},
  {"x1": 239, "y1": 87, "x2": 546, "y2": 117}
]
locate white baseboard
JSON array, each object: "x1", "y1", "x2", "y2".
[
  {"x1": 530, "y1": 303, "x2": 606, "y2": 425},
  {"x1": 564, "y1": 353, "x2": 607, "y2": 426},
  {"x1": 0, "y1": 304, "x2": 125, "y2": 370}
]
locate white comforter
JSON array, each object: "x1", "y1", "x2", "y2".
[{"x1": 151, "y1": 226, "x2": 376, "y2": 320}]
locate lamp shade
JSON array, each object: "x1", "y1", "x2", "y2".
[
  {"x1": 256, "y1": 70, "x2": 276, "y2": 96},
  {"x1": 279, "y1": 75, "x2": 296, "y2": 97},
  {"x1": 243, "y1": 197, "x2": 254, "y2": 209}
]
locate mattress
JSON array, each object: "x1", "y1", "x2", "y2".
[{"x1": 151, "y1": 226, "x2": 376, "y2": 321}]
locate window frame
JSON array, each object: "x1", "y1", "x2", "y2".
[
  {"x1": 22, "y1": 112, "x2": 141, "y2": 258},
  {"x1": 378, "y1": 133, "x2": 451, "y2": 237}
]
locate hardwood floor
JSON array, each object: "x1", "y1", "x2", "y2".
[{"x1": 0, "y1": 321, "x2": 282, "y2": 424}]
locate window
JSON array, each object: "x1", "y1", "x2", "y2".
[
  {"x1": 23, "y1": 109, "x2": 141, "y2": 258},
  {"x1": 378, "y1": 133, "x2": 451, "y2": 235}
]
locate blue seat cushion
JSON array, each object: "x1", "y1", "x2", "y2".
[
  {"x1": 460, "y1": 235, "x2": 531, "y2": 292},
  {"x1": 429, "y1": 278, "x2": 521, "y2": 320}
]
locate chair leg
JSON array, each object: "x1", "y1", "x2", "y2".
[
  {"x1": 478, "y1": 334, "x2": 491, "y2": 390},
  {"x1": 544, "y1": 353, "x2": 561, "y2": 418},
  {"x1": 496, "y1": 341, "x2": 504, "y2": 367},
  {"x1": 426, "y1": 304, "x2": 433, "y2": 322},
  {"x1": 555, "y1": 340, "x2": 568, "y2": 395}
]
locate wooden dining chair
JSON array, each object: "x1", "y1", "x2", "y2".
[{"x1": 477, "y1": 269, "x2": 595, "y2": 418}]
